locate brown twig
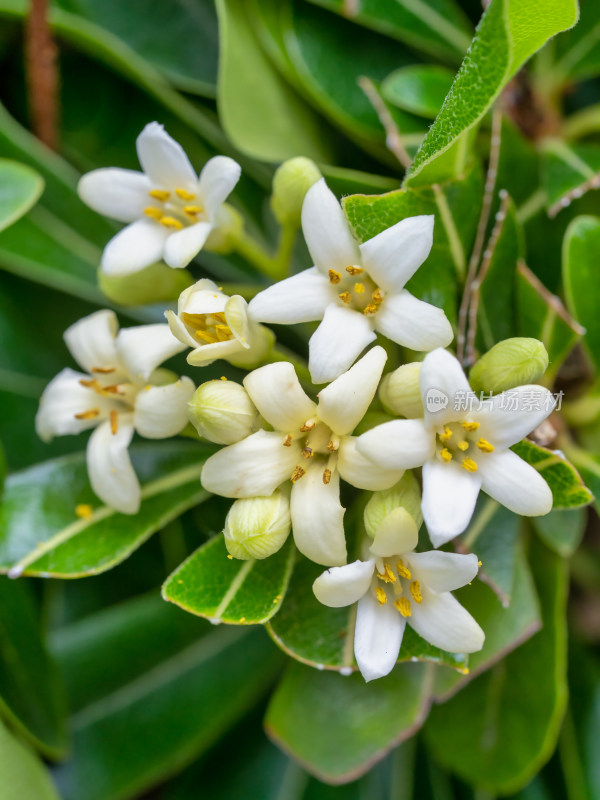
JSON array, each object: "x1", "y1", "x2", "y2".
[
  {"x1": 358, "y1": 75, "x2": 412, "y2": 169},
  {"x1": 25, "y1": 0, "x2": 60, "y2": 150}
]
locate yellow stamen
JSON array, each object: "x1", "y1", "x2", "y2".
[
  {"x1": 478, "y1": 560, "x2": 482, "y2": 567},
  {"x1": 323, "y1": 468, "x2": 331, "y2": 485},
  {"x1": 302, "y1": 447, "x2": 313, "y2": 459},
  {"x1": 371, "y1": 288, "x2": 383, "y2": 304},
  {"x1": 396, "y1": 560, "x2": 412, "y2": 580},
  {"x1": 375, "y1": 586, "x2": 387, "y2": 605},
  {"x1": 395, "y1": 597, "x2": 412, "y2": 617},
  {"x1": 382, "y1": 564, "x2": 397, "y2": 583},
  {"x1": 160, "y1": 216, "x2": 184, "y2": 230},
  {"x1": 75, "y1": 504, "x2": 93, "y2": 519},
  {"x1": 328, "y1": 269, "x2": 341, "y2": 284},
  {"x1": 212, "y1": 312, "x2": 227, "y2": 323},
  {"x1": 184, "y1": 205, "x2": 204, "y2": 216},
  {"x1": 300, "y1": 421, "x2": 315, "y2": 432},
  {"x1": 410, "y1": 581, "x2": 422, "y2": 604},
  {"x1": 353, "y1": 282, "x2": 365, "y2": 294},
  {"x1": 148, "y1": 189, "x2": 170, "y2": 201},
  {"x1": 462, "y1": 421, "x2": 480, "y2": 432},
  {"x1": 363, "y1": 303, "x2": 378, "y2": 315},
  {"x1": 102, "y1": 384, "x2": 124, "y2": 395},
  {"x1": 175, "y1": 188, "x2": 196, "y2": 200},
  {"x1": 79, "y1": 378, "x2": 101, "y2": 391},
  {"x1": 110, "y1": 409, "x2": 119, "y2": 435},
  {"x1": 282, "y1": 434, "x2": 293, "y2": 447},
  {"x1": 327, "y1": 438, "x2": 339, "y2": 452},
  {"x1": 346, "y1": 265, "x2": 363, "y2": 276},
  {"x1": 338, "y1": 291, "x2": 351, "y2": 304},
  {"x1": 195, "y1": 329, "x2": 218, "y2": 343},
  {"x1": 220, "y1": 376, "x2": 227, "y2": 381},
  {"x1": 291, "y1": 466, "x2": 305, "y2": 483},
  {"x1": 74, "y1": 408, "x2": 100, "y2": 420},
  {"x1": 457, "y1": 440, "x2": 469, "y2": 451},
  {"x1": 440, "y1": 447, "x2": 453, "y2": 462},
  {"x1": 477, "y1": 438, "x2": 495, "y2": 453},
  {"x1": 461, "y1": 457, "x2": 478, "y2": 472},
  {"x1": 91, "y1": 366, "x2": 115, "y2": 374},
  {"x1": 144, "y1": 206, "x2": 163, "y2": 220},
  {"x1": 215, "y1": 324, "x2": 233, "y2": 341}
]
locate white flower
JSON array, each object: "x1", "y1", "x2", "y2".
[
  {"x1": 78, "y1": 122, "x2": 241, "y2": 276},
  {"x1": 36, "y1": 310, "x2": 195, "y2": 514},
  {"x1": 165, "y1": 279, "x2": 274, "y2": 368},
  {"x1": 357, "y1": 348, "x2": 555, "y2": 547},
  {"x1": 313, "y1": 514, "x2": 484, "y2": 682},
  {"x1": 201, "y1": 346, "x2": 404, "y2": 566},
  {"x1": 248, "y1": 179, "x2": 453, "y2": 384}
]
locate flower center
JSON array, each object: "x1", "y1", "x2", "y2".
[
  {"x1": 182, "y1": 311, "x2": 234, "y2": 345},
  {"x1": 328, "y1": 265, "x2": 384, "y2": 315},
  {"x1": 435, "y1": 420, "x2": 495, "y2": 472},
  {"x1": 372, "y1": 557, "x2": 422, "y2": 618},
  {"x1": 143, "y1": 187, "x2": 206, "y2": 230},
  {"x1": 75, "y1": 369, "x2": 135, "y2": 435},
  {"x1": 283, "y1": 419, "x2": 338, "y2": 485}
]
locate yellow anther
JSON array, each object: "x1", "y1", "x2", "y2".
[
  {"x1": 282, "y1": 434, "x2": 293, "y2": 447},
  {"x1": 457, "y1": 440, "x2": 469, "y2": 451},
  {"x1": 91, "y1": 366, "x2": 115, "y2": 375},
  {"x1": 353, "y1": 282, "x2": 365, "y2": 294},
  {"x1": 328, "y1": 269, "x2": 341, "y2": 284},
  {"x1": 75, "y1": 504, "x2": 93, "y2": 519},
  {"x1": 110, "y1": 409, "x2": 119, "y2": 435},
  {"x1": 338, "y1": 291, "x2": 351, "y2": 304},
  {"x1": 394, "y1": 597, "x2": 412, "y2": 617},
  {"x1": 195, "y1": 329, "x2": 218, "y2": 343},
  {"x1": 462, "y1": 421, "x2": 480, "y2": 432},
  {"x1": 144, "y1": 206, "x2": 163, "y2": 220},
  {"x1": 410, "y1": 581, "x2": 422, "y2": 604},
  {"x1": 300, "y1": 421, "x2": 315, "y2": 432},
  {"x1": 327, "y1": 438, "x2": 339, "y2": 452},
  {"x1": 220, "y1": 376, "x2": 227, "y2": 381},
  {"x1": 478, "y1": 560, "x2": 482, "y2": 567},
  {"x1": 227, "y1": 554, "x2": 233, "y2": 560},
  {"x1": 323, "y1": 468, "x2": 332, "y2": 485},
  {"x1": 371, "y1": 288, "x2": 383, "y2": 304},
  {"x1": 439, "y1": 426, "x2": 453, "y2": 443},
  {"x1": 461, "y1": 457, "x2": 478, "y2": 472},
  {"x1": 102, "y1": 384, "x2": 124, "y2": 395},
  {"x1": 384, "y1": 564, "x2": 397, "y2": 583},
  {"x1": 375, "y1": 586, "x2": 387, "y2": 605},
  {"x1": 291, "y1": 466, "x2": 306, "y2": 483},
  {"x1": 183, "y1": 205, "x2": 204, "y2": 216},
  {"x1": 212, "y1": 312, "x2": 227, "y2": 323},
  {"x1": 175, "y1": 188, "x2": 196, "y2": 200},
  {"x1": 302, "y1": 446, "x2": 313, "y2": 459},
  {"x1": 148, "y1": 189, "x2": 170, "y2": 201},
  {"x1": 74, "y1": 408, "x2": 100, "y2": 420},
  {"x1": 215, "y1": 324, "x2": 233, "y2": 341},
  {"x1": 346, "y1": 265, "x2": 363, "y2": 276},
  {"x1": 477, "y1": 438, "x2": 495, "y2": 453},
  {"x1": 440, "y1": 447, "x2": 453, "y2": 462},
  {"x1": 160, "y1": 216, "x2": 184, "y2": 230},
  {"x1": 396, "y1": 560, "x2": 412, "y2": 580},
  {"x1": 79, "y1": 378, "x2": 101, "y2": 391},
  {"x1": 363, "y1": 303, "x2": 378, "y2": 315}
]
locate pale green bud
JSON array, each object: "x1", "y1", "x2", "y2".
[
  {"x1": 379, "y1": 363, "x2": 424, "y2": 418},
  {"x1": 99, "y1": 262, "x2": 193, "y2": 306},
  {"x1": 204, "y1": 204, "x2": 244, "y2": 254},
  {"x1": 187, "y1": 380, "x2": 260, "y2": 444},
  {"x1": 271, "y1": 158, "x2": 322, "y2": 226},
  {"x1": 469, "y1": 338, "x2": 549, "y2": 395},
  {"x1": 224, "y1": 491, "x2": 291, "y2": 560},
  {"x1": 364, "y1": 471, "x2": 422, "y2": 539}
]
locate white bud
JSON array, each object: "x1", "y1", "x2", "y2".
[
  {"x1": 364, "y1": 471, "x2": 422, "y2": 539},
  {"x1": 379, "y1": 363, "x2": 424, "y2": 418},
  {"x1": 188, "y1": 380, "x2": 260, "y2": 444},
  {"x1": 271, "y1": 158, "x2": 322, "y2": 226},
  {"x1": 224, "y1": 491, "x2": 291, "y2": 560}
]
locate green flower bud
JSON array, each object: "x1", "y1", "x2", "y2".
[
  {"x1": 364, "y1": 471, "x2": 422, "y2": 539},
  {"x1": 204, "y1": 204, "x2": 244, "y2": 254},
  {"x1": 187, "y1": 380, "x2": 260, "y2": 444},
  {"x1": 271, "y1": 158, "x2": 322, "y2": 227},
  {"x1": 379, "y1": 363, "x2": 424, "y2": 418},
  {"x1": 224, "y1": 491, "x2": 291, "y2": 560},
  {"x1": 99, "y1": 262, "x2": 193, "y2": 306},
  {"x1": 469, "y1": 338, "x2": 549, "y2": 395}
]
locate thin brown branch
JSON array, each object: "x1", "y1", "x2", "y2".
[
  {"x1": 25, "y1": 0, "x2": 60, "y2": 150},
  {"x1": 358, "y1": 75, "x2": 412, "y2": 169},
  {"x1": 516, "y1": 260, "x2": 585, "y2": 334}
]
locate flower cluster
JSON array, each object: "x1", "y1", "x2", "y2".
[{"x1": 37, "y1": 123, "x2": 556, "y2": 682}]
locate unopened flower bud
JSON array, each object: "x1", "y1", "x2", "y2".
[
  {"x1": 99, "y1": 262, "x2": 193, "y2": 306},
  {"x1": 379, "y1": 363, "x2": 424, "y2": 418},
  {"x1": 364, "y1": 471, "x2": 422, "y2": 539},
  {"x1": 224, "y1": 491, "x2": 291, "y2": 560},
  {"x1": 469, "y1": 338, "x2": 549, "y2": 395},
  {"x1": 204, "y1": 204, "x2": 244, "y2": 254},
  {"x1": 187, "y1": 380, "x2": 260, "y2": 444},
  {"x1": 271, "y1": 158, "x2": 322, "y2": 227}
]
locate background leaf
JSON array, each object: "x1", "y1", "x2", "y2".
[
  {"x1": 0, "y1": 159, "x2": 43, "y2": 232},
  {"x1": 0, "y1": 719, "x2": 60, "y2": 800},
  {"x1": 563, "y1": 215, "x2": 600, "y2": 373}
]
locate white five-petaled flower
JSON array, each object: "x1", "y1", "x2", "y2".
[
  {"x1": 78, "y1": 122, "x2": 241, "y2": 276},
  {"x1": 313, "y1": 509, "x2": 484, "y2": 682},
  {"x1": 200, "y1": 346, "x2": 405, "y2": 566},
  {"x1": 165, "y1": 279, "x2": 274, "y2": 369},
  {"x1": 248, "y1": 179, "x2": 453, "y2": 384},
  {"x1": 36, "y1": 310, "x2": 195, "y2": 514},
  {"x1": 357, "y1": 348, "x2": 555, "y2": 547}
]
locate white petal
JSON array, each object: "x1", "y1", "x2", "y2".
[
  {"x1": 312, "y1": 560, "x2": 375, "y2": 607},
  {"x1": 248, "y1": 268, "x2": 333, "y2": 325},
  {"x1": 77, "y1": 168, "x2": 152, "y2": 223},
  {"x1": 375, "y1": 290, "x2": 453, "y2": 351},
  {"x1": 360, "y1": 215, "x2": 434, "y2": 293},
  {"x1": 198, "y1": 156, "x2": 241, "y2": 216},
  {"x1": 224, "y1": 295, "x2": 251, "y2": 349},
  {"x1": 420, "y1": 348, "x2": 476, "y2": 429},
  {"x1": 473, "y1": 386, "x2": 557, "y2": 448},
  {"x1": 187, "y1": 338, "x2": 244, "y2": 367},
  {"x1": 243, "y1": 362, "x2": 316, "y2": 432},
  {"x1": 101, "y1": 218, "x2": 169, "y2": 277},
  {"x1": 163, "y1": 221, "x2": 213, "y2": 268},
  {"x1": 290, "y1": 462, "x2": 347, "y2": 566},
  {"x1": 136, "y1": 122, "x2": 197, "y2": 190},
  {"x1": 301, "y1": 179, "x2": 360, "y2": 273},
  {"x1": 178, "y1": 279, "x2": 224, "y2": 314},
  {"x1": 421, "y1": 458, "x2": 482, "y2": 547},
  {"x1": 134, "y1": 377, "x2": 195, "y2": 439},
  {"x1": 201, "y1": 430, "x2": 301, "y2": 498},
  {"x1": 369, "y1": 507, "x2": 419, "y2": 557},
  {"x1": 64, "y1": 310, "x2": 119, "y2": 373},
  {"x1": 87, "y1": 417, "x2": 140, "y2": 514},
  {"x1": 477, "y1": 449, "x2": 553, "y2": 516},
  {"x1": 317, "y1": 346, "x2": 387, "y2": 436},
  {"x1": 165, "y1": 309, "x2": 199, "y2": 349},
  {"x1": 117, "y1": 323, "x2": 186, "y2": 382},
  {"x1": 309, "y1": 305, "x2": 377, "y2": 384},
  {"x1": 35, "y1": 368, "x2": 112, "y2": 441},
  {"x1": 356, "y1": 419, "x2": 434, "y2": 470},
  {"x1": 408, "y1": 551, "x2": 479, "y2": 593},
  {"x1": 354, "y1": 591, "x2": 405, "y2": 682},
  {"x1": 409, "y1": 586, "x2": 484, "y2": 654},
  {"x1": 337, "y1": 437, "x2": 404, "y2": 490}
]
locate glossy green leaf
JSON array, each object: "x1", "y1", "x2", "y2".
[
  {"x1": 567, "y1": 643, "x2": 600, "y2": 800},
  {"x1": 406, "y1": 0, "x2": 579, "y2": 185},
  {"x1": 163, "y1": 535, "x2": 295, "y2": 625},
  {"x1": 563, "y1": 215, "x2": 600, "y2": 373},
  {"x1": 51, "y1": 593, "x2": 282, "y2": 800},
  {"x1": 425, "y1": 536, "x2": 568, "y2": 794},
  {"x1": 0, "y1": 442, "x2": 213, "y2": 578},
  {"x1": 0, "y1": 720, "x2": 60, "y2": 800},
  {"x1": 382, "y1": 65, "x2": 455, "y2": 119},
  {"x1": 563, "y1": 446, "x2": 600, "y2": 516},
  {"x1": 541, "y1": 141, "x2": 600, "y2": 218},
  {"x1": 265, "y1": 661, "x2": 431, "y2": 782},
  {"x1": 512, "y1": 438, "x2": 593, "y2": 510},
  {"x1": 532, "y1": 507, "x2": 587, "y2": 557},
  {"x1": 0, "y1": 579, "x2": 67, "y2": 758},
  {"x1": 0, "y1": 159, "x2": 43, "y2": 232}
]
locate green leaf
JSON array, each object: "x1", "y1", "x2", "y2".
[
  {"x1": 541, "y1": 141, "x2": 600, "y2": 218},
  {"x1": 382, "y1": 65, "x2": 455, "y2": 119},
  {"x1": 0, "y1": 579, "x2": 67, "y2": 758},
  {"x1": 0, "y1": 719, "x2": 60, "y2": 800},
  {"x1": 163, "y1": 535, "x2": 295, "y2": 625},
  {"x1": 512, "y1": 438, "x2": 593, "y2": 510},
  {"x1": 405, "y1": 0, "x2": 579, "y2": 185},
  {"x1": 563, "y1": 215, "x2": 600, "y2": 373},
  {"x1": 425, "y1": 536, "x2": 568, "y2": 794},
  {"x1": 551, "y1": 0, "x2": 600, "y2": 83},
  {"x1": 0, "y1": 159, "x2": 43, "y2": 232},
  {"x1": 265, "y1": 661, "x2": 432, "y2": 782},
  {"x1": 532, "y1": 507, "x2": 587, "y2": 557},
  {"x1": 267, "y1": 554, "x2": 468, "y2": 673},
  {"x1": 562, "y1": 446, "x2": 600, "y2": 516},
  {"x1": 51, "y1": 593, "x2": 282, "y2": 800},
  {"x1": 0, "y1": 441, "x2": 214, "y2": 578}
]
